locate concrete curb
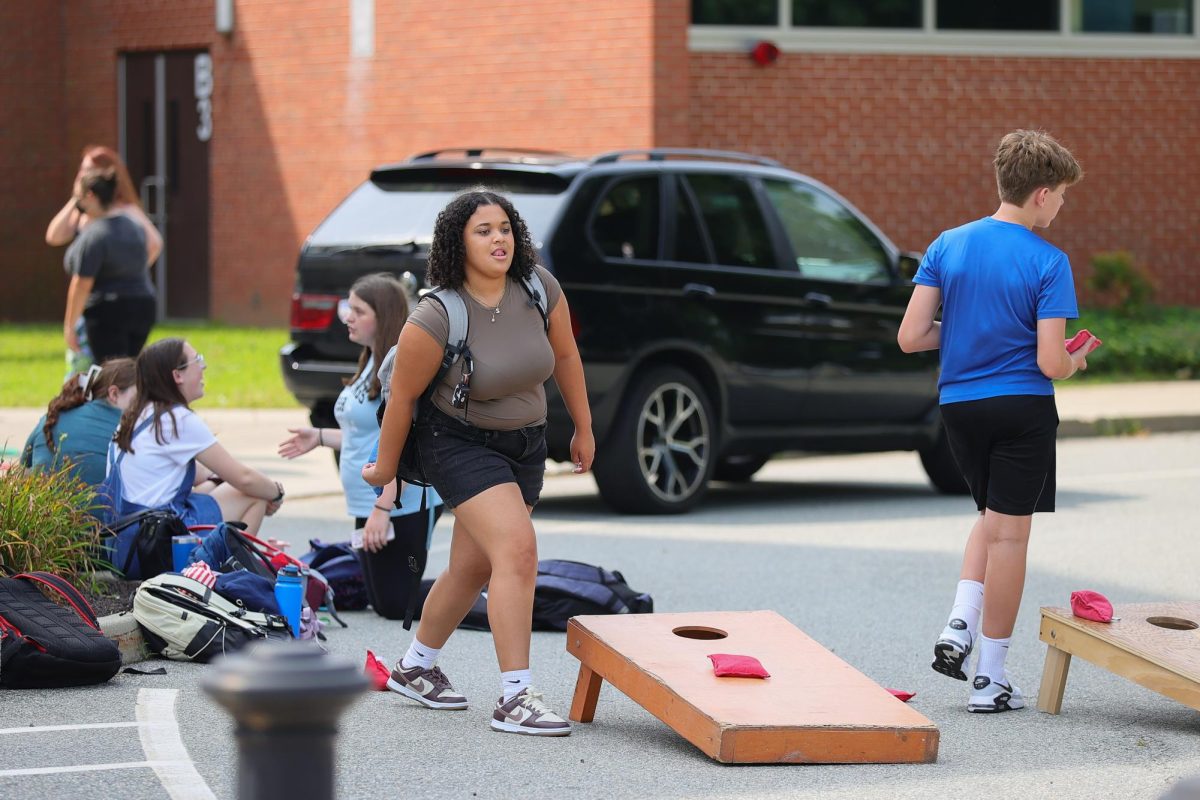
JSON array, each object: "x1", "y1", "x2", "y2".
[
  {"x1": 99, "y1": 611, "x2": 149, "y2": 666},
  {"x1": 1058, "y1": 414, "x2": 1200, "y2": 439}
]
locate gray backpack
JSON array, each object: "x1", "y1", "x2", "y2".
[{"x1": 133, "y1": 573, "x2": 290, "y2": 662}]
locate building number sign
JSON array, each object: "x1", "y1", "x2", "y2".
[{"x1": 195, "y1": 54, "x2": 213, "y2": 142}]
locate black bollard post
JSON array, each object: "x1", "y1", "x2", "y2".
[{"x1": 201, "y1": 641, "x2": 367, "y2": 800}]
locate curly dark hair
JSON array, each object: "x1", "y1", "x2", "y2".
[{"x1": 425, "y1": 189, "x2": 539, "y2": 289}]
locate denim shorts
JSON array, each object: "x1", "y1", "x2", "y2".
[{"x1": 415, "y1": 406, "x2": 547, "y2": 509}]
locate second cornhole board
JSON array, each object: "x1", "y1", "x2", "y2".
[
  {"x1": 1037, "y1": 601, "x2": 1200, "y2": 715},
  {"x1": 565, "y1": 610, "x2": 938, "y2": 764}
]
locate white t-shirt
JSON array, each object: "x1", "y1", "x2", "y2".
[{"x1": 111, "y1": 406, "x2": 217, "y2": 507}]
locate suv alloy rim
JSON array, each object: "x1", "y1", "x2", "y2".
[{"x1": 636, "y1": 382, "x2": 710, "y2": 503}]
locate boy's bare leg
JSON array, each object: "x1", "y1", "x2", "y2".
[
  {"x1": 959, "y1": 511, "x2": 988, "y2": 582},
  {"x1": 980, "y1": 509, "x2": 1033, "y2": 639}
]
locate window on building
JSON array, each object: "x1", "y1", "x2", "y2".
[
  {"x1": 671, "y1": 180, "x2": 713, "y2": 264},
  {"x1": 791, "y1": 0, "x2": 921, "y2": 28},
  {"x1": 684, "y1": 174, "x2": 774, "y2": 269},
  {"x1": 590, "y1": 176, "x2": 660, "y2": 261},
  {"x1": 1073, "y1": 0, "x2": 1192, "y2": 33},
  {"x1": 692, "y1": 0, "x2": 776, "y2": 26},
  {"x1": 936, "y1": 0, "x2": 1059, "y2": 31},
  {"x1": 763, "y1": 180, "x2": 890, "y2": 284}
]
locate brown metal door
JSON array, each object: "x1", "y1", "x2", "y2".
[{"x1": 120, "y1": 50, "x2": 211, "y2": 319}]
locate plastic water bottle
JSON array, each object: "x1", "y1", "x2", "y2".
[{"x1": 274, "y1": 565, "x2": 303, "y2": 638}]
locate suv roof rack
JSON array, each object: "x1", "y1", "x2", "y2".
[
  {"x1": 408, "y1": 147, "x2": 570, "y2": 163},
  {"x1": 590, "y1": 148, "x2": 782, "y2": 168}
]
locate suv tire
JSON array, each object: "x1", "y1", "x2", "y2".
[
  {"x1": 593, "y1": 366, "x2": 716, "y2": 515},
  {"x1": 712, "y1": 455, "x2": 770, "y2": 483},
  {"x1": 919, "y1": 422, "x2": 971, "y2": 495}
]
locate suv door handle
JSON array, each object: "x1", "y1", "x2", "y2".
[
  {"x1": 683, "y1": 283, "x2": 717, "y2": 299},
  {"x1": 804, "y1": 291, "x2": 833, "y2": 308}
]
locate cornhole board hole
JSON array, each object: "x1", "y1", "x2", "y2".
[
  {"x1": 565, "y1": 610, "x2": 938, "y2": 764},
  {"x1": 1037, "y1": 601, "x2": 1200, "y2": 715}
]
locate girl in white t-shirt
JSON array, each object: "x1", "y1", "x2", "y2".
[
  {"x1": 107, "y1": 338, "x2": 285, "y2": 533},
  {"x1": 278, "y1": 273, "x2": 442, "y2": 618}
]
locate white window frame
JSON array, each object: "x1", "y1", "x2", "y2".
[{"x1": 690, "y1": 0, "x2": 1200, "y2": 58}]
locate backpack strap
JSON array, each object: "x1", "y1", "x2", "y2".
[
  {"x1": 518, "y1": 271, "x2": 550, "y2": 333},
  {"x1": 15, "y1": 572, "x2": 100, "y2": 630}
]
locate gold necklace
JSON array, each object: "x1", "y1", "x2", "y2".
[{"x1": 463, "y1": 283, "x2": 505, "y2": 323}]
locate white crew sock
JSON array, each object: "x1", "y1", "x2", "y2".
[
  {"x1": 501, "y1": 669, "x2": 532, "y2": 701},
  {"x1": 976, "y1": 634, "x2": 1011, "y2": 681},
  {"x1": 400, "y1": 638, "x2": 440, "y2": 671},
  {"x1": 948, "y1": 579, "x2": 984, "y2": 638}
]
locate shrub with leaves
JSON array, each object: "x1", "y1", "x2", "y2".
[
  {"x1": 1087, "y1": 251, "x2": 1155, "y2": 317},
  {"x1": 0, "y1": 462, "x2": 109, "y2": 587}
]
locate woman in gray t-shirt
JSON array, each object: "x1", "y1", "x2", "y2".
[{"x1": 364, "y1": 190, "x2": 594, "y2": 737}]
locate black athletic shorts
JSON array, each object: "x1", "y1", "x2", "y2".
[{"x1": 940, "y1": 394, "x2": 1059, "y2": 516}]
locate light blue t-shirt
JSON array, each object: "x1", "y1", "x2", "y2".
[
  {"x1": 914, "y1": 217, "x2": 1078, "y2": 404},
  {"x1": 334, "y1": 355, "x2": 440, "y2": 518}
]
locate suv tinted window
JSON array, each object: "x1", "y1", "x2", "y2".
[
  {"x1": 763, "y1": 179, "x2": 890, "y2": 283},
  {"x1": 590, "y1": 176, "x2": 660, "y2": 260},
  {"x1": 684, "y1": 174, "x2": 774, "y2": 269},
  {"x1": 672, "y1": 179, "x2": 712, "y2": 264},
  {"x1": 308, "y1": 170, "x2": 568, "y2": 248}
]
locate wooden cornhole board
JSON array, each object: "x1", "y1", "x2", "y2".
[
  {"x1": 1037, "y1": 601, "x2": 1200, "y2": 714},
  {"x1": 565, "y1": 610, "x2": 938, "y2": 764}
]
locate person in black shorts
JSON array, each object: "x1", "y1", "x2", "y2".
[
  {"x1": 898, "y1": 130, "x2": 1099, "y2": 713},
  {"x1": 62, "y1": 166, "x2": 157, "y2": 363}
]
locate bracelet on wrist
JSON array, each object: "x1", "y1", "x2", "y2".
[
  {"x1": 317, "y1": 428, "x2": 324, "y2": 447},
  {"x1": 270, "y1": 482, "x2": 285, "y2": 503},
  {"x1": 373, "y1": 503, "x2": 391, "y2": 513}
]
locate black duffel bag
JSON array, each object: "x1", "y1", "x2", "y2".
[
  {"x1": 108, "y1": 508, "x2": 186, "y2": 580},
  {"x1": 0, "y1": 572, "x2": 122, "y2": 688}
]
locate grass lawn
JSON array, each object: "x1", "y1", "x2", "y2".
[{"x1": 0, "y1": 323, "x2": 301, "y2": 408}]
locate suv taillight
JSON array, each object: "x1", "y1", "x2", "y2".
[{"x1": 291, "y1": 293, "x2": 340, "y2": 330}]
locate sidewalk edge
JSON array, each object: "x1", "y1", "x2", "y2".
[
  {"x1": 1058, "y1": 414, "x2": 1200, "y2": 439},
  {"x1": 99, "y1": 611, "x2": 148, "y2": 666}
]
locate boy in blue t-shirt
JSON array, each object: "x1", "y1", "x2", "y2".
[{"x1": 898, "y1": 130, "x2": 1099, "y2": 713}]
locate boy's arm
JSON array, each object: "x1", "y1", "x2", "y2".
[
  {"x1": 1037, "y1": 318, "x2": 1091, "y2": 380},
  {"x1": 897, "y1": 285, "x2": 942, "y2": 353}
]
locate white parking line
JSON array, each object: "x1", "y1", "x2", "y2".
[
  {"x1": 136, "y1": 688, "x2": 217, "y2": 800},
  {"x1": 0, "y1": 760, "x2": 190, "y2": 777},
  {"x1": 0, "y1": 722, "x2": 142, "y2": 735}
]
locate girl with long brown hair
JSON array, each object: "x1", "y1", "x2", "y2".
[{"x1": 21, "y1": 358, "x2": 136, "y2": 486}]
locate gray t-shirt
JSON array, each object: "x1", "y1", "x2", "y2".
[
  {"x1": 64, "y1": 213, "x2": 154, "y2": 305},
  {"x1": 408, "y1": 265, "x2": 562, "y2": 430}
]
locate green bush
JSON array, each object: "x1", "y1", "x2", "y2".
[
  {"x1": 1087, "y1": 251, "x2": 1155, "y2": 317},
  {"x1": 1074, "y1": 307, "x2": 1200, "y2": 380},
  {"x1": 0, "y1": 462, "x2": 109, "y2": 587}
]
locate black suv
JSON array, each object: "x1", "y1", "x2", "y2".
[{"x1": 281, "y1": 147, "x2": 964, "y2": 514}]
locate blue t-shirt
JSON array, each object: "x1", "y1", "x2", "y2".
[
  {"x1": 22, "y1": 399, "x2": 122, "y2": 486},
  {"x1": 334, "y1": 355, "x2": 440, "y2": 518},
  {"x1": 914, "y1": 217, "x2": 1078, "y2": 404}
]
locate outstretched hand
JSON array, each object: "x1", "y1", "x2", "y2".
[{"x1": 278, "y1": 427, "x2": 318, "y2": 459}]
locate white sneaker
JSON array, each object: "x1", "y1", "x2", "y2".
[
  {"x1": 931, "y1": 619, "x2": 974, "y2": 681},
  {"x1": 491, "y1": 688, "x2": 572, "y2": 736},
  {"x1": 968, "y1": 673, "x2": 1025, "y2": 713}
]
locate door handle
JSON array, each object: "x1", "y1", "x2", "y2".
[
  {"x1": 683, "y1": 283, "x2": 716, "y2": 299},
  {"x1": 804, "y1": 291, "x2": 832, "y2": 308},
  {"x1": 140, "y1": 175, "x2": 166, "y2": 228}
]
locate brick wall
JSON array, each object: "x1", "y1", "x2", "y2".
[{"x1": 690, "y1": 52, "x2": 1200, "y2": 305}]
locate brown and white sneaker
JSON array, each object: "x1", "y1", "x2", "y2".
[
  {"x1": 386, "y1": 664, "x2": 468, "y2": 710},
  {"x1": 490, "y1": 688, "x2": 572, "y2": 736}
]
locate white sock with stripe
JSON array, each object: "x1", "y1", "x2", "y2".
[
  {"x1": 400, "y1": 638, "x2": 440, "y2": 671},
  {"x1": 501, "y1": 669, "x2": 531, "y2": 702}
]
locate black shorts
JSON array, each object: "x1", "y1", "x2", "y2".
[
  {"x1": 415, "y1": 405, "x2": 547, "y2": 510},
  {"x1": 940, "y1": 394, "x2": 1059, "y2": 516}
]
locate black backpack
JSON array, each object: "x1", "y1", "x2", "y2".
[
  {"x1": 0, "y1": 572, "x2": 122, "y2": 688},
  {"x1": 417, "y1": 560, "x2": 653, "y2": 632}
]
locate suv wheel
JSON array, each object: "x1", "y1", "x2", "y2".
[
  {"x1": 594, "y1": 366, "x2": 715, "y2": 514},
  {"x1": 919, "y1": 422, "x2": 970, "y2": 495},
  {"x1": 712, "y1": 455, "x2": 769, "y2": 483}
]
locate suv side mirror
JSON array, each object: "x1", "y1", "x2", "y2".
[{"x1": 897, "y1": 251, "x2": 922, "y2": 280}]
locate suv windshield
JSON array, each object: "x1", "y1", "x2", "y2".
[{"x1": 308, "y1": 169, "x2": 570, "y2": 249}]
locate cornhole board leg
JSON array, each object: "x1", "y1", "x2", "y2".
[
  {"x1": 1037, "y1": 645, "x2": 1072, "y2": 714},
  {"x1": 1038, "y1": 604, "x2": 1200, "y2": 715},
  {"x1": 570, "y1": 663, "x2": 603, "y2": 723},
  {"x1": 566, "y1": 611, "x2": 938, "y2": 764}
]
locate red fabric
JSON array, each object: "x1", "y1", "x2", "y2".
[
  {"x1": 887, "y1": 688, "x2": 916, "y2": 702},
  {"x1": 181, "y1": 561, "x2": 217, "y2": 589},
  {"x1": 1071, "y1": 590, "x2": 1114, "y2": 622},
  {"x1": 364, "y1": 650, "x2": 391, "y2": 690},
  {"x1": 707, "y1": 653, "x2": 770, "y2": 678},
  {"x1": 1066, "y1": 329, "x2": 1103, "y2": 354}
]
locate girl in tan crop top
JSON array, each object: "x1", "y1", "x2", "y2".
[{"x1": 364, "y1": 190, "x2": 593, "y2": 736}]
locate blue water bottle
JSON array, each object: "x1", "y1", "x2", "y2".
[{"x1": 274, "y1": 565, "x2": 303, "y2": 638}]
